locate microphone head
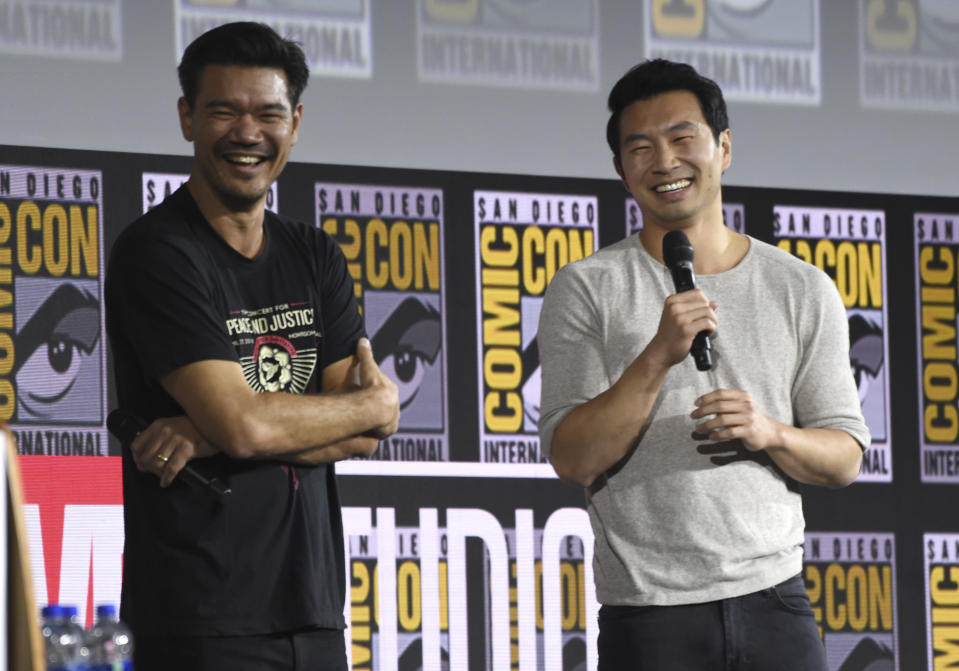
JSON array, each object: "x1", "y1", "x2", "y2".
[{"x1": 662, "y1": 230, "x2": 694, "y2": 268}]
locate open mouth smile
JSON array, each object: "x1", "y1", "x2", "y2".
[
  {"x1": 654, "y1": 179, "x2": 692, "y2": 193},
  {"x1": 224, "y1": 154, "x2": 267, "y2": 166}
]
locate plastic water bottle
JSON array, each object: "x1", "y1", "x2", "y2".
[
  {"x1": 62, "y1": 606, "x2": 90, "y2": 670},
  {"x1": 41, "y1": 605, "x2": 69, "y2": 671},
  {"x1": 40, "y1": 604, "x2": 81, "y2": 671},
  {"x1": 87, "y1": 604, "x2": 134, "y2": 671}
]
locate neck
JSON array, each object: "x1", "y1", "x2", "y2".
[
  {"x1": 187, "y1": 178, "x2": 267, "y2": 259},
  {"x1": 639, "y1": 207, "x2": 747, "y2": 275}
]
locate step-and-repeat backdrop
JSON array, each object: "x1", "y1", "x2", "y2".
[{"x1": 4, "y1": 143, "x2": 957, "y2": 670}]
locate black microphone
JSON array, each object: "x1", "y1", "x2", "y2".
[
  {"x1": 662, "y1": 230, "x2": 712, "y2": 371},
  {"x1": 107, "y1": 409, "x2": 231, "y2": 497}
]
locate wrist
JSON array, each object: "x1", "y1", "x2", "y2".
[{"x1": 634, "y1": 345, "x2": 673, "y2": 382}]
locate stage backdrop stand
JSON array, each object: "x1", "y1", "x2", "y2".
[{"x1": 5, "y1": 427, "x2": 44, "y2": 671}]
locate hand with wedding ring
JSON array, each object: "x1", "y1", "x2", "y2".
[{"x1": 130, "y1": 416, "x2": 218, "y2": 487}]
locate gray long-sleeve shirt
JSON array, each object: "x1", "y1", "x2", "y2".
[{"x1": 538, "y1": 234, "x2": 870, "y2": 606}]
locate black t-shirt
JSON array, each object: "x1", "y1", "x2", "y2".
[{"x1": 105, "y1": 186, "x2": 363, "y2": 637}]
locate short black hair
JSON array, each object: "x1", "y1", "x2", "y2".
[
  {"x1": 606, "y1": 59, "x2": 728, "y2": 158},
  {"x1": 178, "y1": 22, "x2": 309, "y2": 109}
]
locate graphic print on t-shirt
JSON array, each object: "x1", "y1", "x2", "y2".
[{"x1": 227, "y1": 301, "x2": 318, "y2": 395}]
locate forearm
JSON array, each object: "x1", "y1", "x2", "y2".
[
  {"x1": 763, "y1": 424, "x2": 863, "y2": 488},
  {"x1": 550, "y1": 350, "x2": 669, "y2": 487},
  {"x1": 274, "y1": 434, "x2": 380, "y2": 465},
  {"x1": 207, "y1": 386, "x2": 393, "y2": 459}
]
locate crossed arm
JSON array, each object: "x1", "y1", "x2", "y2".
[{"x1": 130, "y1": 337, "x2": 400, "y2": 486}]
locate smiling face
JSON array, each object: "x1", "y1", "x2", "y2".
[
  {"x1": 178, "y1": 64, "x2": 302, "y2": 212},
  {"x1": 614, "y1": 90, "x2": 731, "y2": 234}
]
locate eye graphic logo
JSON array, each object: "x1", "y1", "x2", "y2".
[
  {"x1": 242, "y1": 335, "x2": 316, "y2": 395},
  {"x1": 849, "y1": 314, "x2": 884, "y2": 405},
  {"x1": 835, "y1": 637, "x2": 894, "y2": 670},
  {"x1": 370, "y1": 297, "x2": 442, "y2": 412},
  {"x1": 13, "y1": 282, "x2": 102, "y2": 423}
]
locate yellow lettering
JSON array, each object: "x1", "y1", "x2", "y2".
[
  {"x1": 522, "y1": 226, "x2": 545, "y2": 295},
  {"x1": 482, "y1": 288, "x2": 521, "y2": 346},
  {"x1": 858, "y1": 243, "x2": 882, "y2": 308},
  {"x1": 389, "y1": 223, "x2": 413, "y2": 290},
  {"x1": 0, "y1": 203, "x2": 11, "y2": 243},
  {"x1": 16, "y1": 201, "x2": 42, "y2": 275},
  {"x1": 925, "y1": 362, "x2": 958, "y2": 402},
  {"x1": 481, "y1": 225, "x2": 519, "y2": 267},
  {"x1": 920, "y1": 246, "x2": 954, "y2": 286},
  {"x1": 932, "y1": 567, "x2": 959, "y2": 606},
  {"x1": 397, "y1": 560, "x2": 421, "y2": 631},
  {"x1": 70, "y1": 205, "x2": 98, "y2": 277},
  {"x1": 365, "y1": 218, "x2": 388, "y2": 289},
  {"x1": 43, "y1": 204, "x2": 69, "y2": 277},
  {"x1": 866, "y1": 0, "x2": 917, "y2": 51},
  {"x1": 651, "y1": 0, "x2": 704, "y2": 37},
  {"x1": 926, "y1": 403, "x2": 959, "y2": 442},
  {"x1": 933, "y1": 628, "x2": 959, "y2": 669},
  {"x1": 561, "y1": 562, "x2": 577, "y2": 631},
  {"x1": 484, "y1": 390, "x2": 522, "y2": 432},
  {"x1": 923, "y1": 306, "x2": 957, "y2": 360},
  {"x1": 825, "y1": 564, "x2": 847, "y2": 630},
  {"x1": 424, "y1": 0, "x2": 478, "y2": 22},
  {"x1": 413, "y1": 222, "x2": 440, "y2": 290},
  {"x1": 0, "y1": 379, "x2": 13, "y2": 421},
  {"x1": 868, "y1": 565, "x2": 893, "y2": 631}
]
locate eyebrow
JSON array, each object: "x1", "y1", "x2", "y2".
[{"x1": 621, "y1": 121, "x2": 700, "y2": 146}]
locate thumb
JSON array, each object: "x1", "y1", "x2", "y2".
[
  {"x1": 356, "y1": 337, "x2": 375, "y2": 384},
  {"x1": 357, "y1": 337, "x2": 374, "y2": 361}
]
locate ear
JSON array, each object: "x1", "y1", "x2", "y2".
[
  {"x1": 719, "y1": 128, "x2": 732, "y2": 173},
  {"x1": 612, "y1": 155, "x2": 630, "y2": 193},
  {"x1": 290, "y1": 102, "x2": 303, "y2": 147},
  {"x1": 177, "y1": 97, "x2": 194, "y2": 142}
]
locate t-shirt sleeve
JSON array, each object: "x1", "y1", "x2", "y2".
[
  {"x1": 791, "y1": 269, "x2": 872, "y2": 451},
  {"x1": 107, "y1": 230, "x2": 238, "y2": 384},
  {"x1": 317, "y1": 232, "x2": 365, "y2": 367},
  {"x1": 537, "y1": 263, "x2": 609, "y2": 459}
]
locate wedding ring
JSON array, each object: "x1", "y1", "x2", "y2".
[{"x1": 155, "y1": 454, "x2": 170, "y2": 463}]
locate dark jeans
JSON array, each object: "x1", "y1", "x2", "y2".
[
  {"x1": 134, "y1": 628, "x2": 347, "y2": 671},
  {"x1": 598, "y1": 574, "x2": 827, "y2": 671}
]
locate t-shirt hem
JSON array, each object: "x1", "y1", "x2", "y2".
[{"x1": 597, "y1": 557, "x2": 803, "y2": 607}]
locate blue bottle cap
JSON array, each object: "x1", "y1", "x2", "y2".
[
  {"x1": 96, "y1": 604, "x2": 117, "y2": 618},
  {"x1": 41, "y1": 604, "x2": 64, "y2": 618}
]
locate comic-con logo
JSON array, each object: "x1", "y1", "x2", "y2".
[
  {"x1": 1, "y1": 165, "x2": 107, "y2": 456},
  {"x1": 343, "y1": 506, "x2": 596, "y2": 670},
  {"x1": 774, "y1": 206, "x2": 891, "y2": 482},
  {"x1": 861, "y1": 0, "x2": 959, "y2": 110},
  {"x1": 176, "y1": 0, "x2": 372, "y2": 78},
  {"x1": 417, "y1": 0, "x2": 600, "y2": 91},
  {"x1": 925, "y1": 533, "x2": 959, "y2": 669},
  {"x1": 474, "y1": 191, "x2": 598, "y2": 464},
  {"x1": 647, "y1": 0, "x2": 820, "y2": 103},
  {"x1": 503, "y1": 527, "x2": 590, "y2": 669},
  {"x1": 317, "y1": 183, "x2": 448, "y2": 461},
  {"x1": 914, "y1": 212, "x2": 959, "y2": 483},
  {"x1": 804, "y1": 532, "x2": 899, "y2": 670}
]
